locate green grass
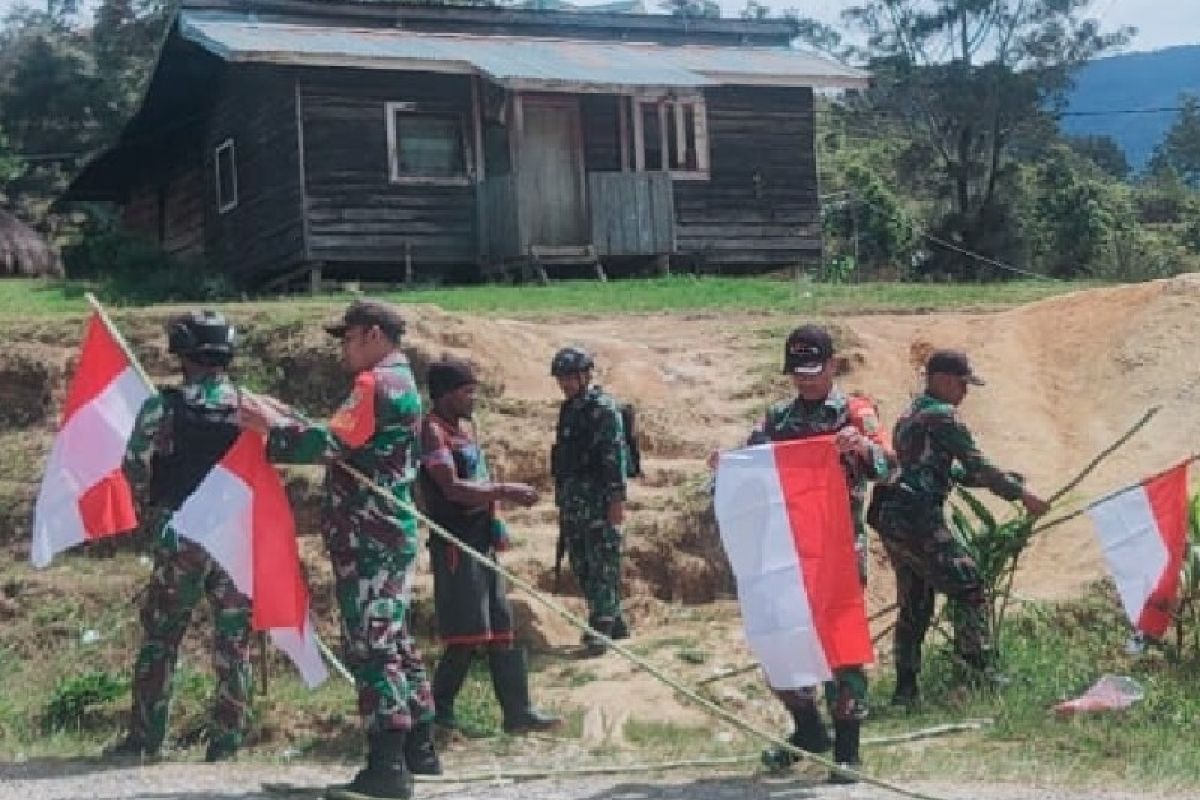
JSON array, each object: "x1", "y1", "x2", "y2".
[
  {"x1": 0, "y1": 277, "x2": 1100, "y2": 317},
  {"x1": 863, "y1": 584, "x2": 1200, "y2": 788}
]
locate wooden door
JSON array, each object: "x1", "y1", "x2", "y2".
[{"x1": 517, "y1": 98, "x2": 587, "y2": 247}]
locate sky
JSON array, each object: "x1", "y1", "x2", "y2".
[{"x1": 0, "y1": 0, "x2": 1196, "y2": 55}]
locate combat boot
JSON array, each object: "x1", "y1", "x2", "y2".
[
  {"x1": 488, "y1": 648, "x2": 564, "y2": 734},
  {"x1": 403, "y1": 721, "x2": 441, "y2": 775},
  {"x1": 582, "y1": 619, "x2": 613, "y2": 658},
  {"x1": 101, "y1": 735, "x2": 161, "y2": 762},
  {"x1": 432, "y1": 646, "x2": 477, "y2": 735},
  {"x1": 760, "y1": 702, "x2": 831, "y2": 773},
  {"x1": 789, "y1": 702, "x2": 832, "y2": 753},
  {"x1": 326, "y1": 731, "x2": 412, "y2": 800},
  {"x1": 890, "y1": 669, "x2": 920, "y2": 708},
  {"x1": 204, "y1": 734, "x2": 240, "y2": 763},
  {"x1": 610, "y1": 615, "x2": 631, "y2": 641},
  {"x1": 827, "y1": 719, "x2": 862, "y2": 784}
]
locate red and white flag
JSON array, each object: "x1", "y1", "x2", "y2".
[
  {"x1": 170, "y1": 431, "x2": 328, "y2": 687},
  {"x1": 32, "y1": 313, "x2": 151, "y2": 567},
  {"x1": 1088, "y1": 461, "x2": 1190, "y2": 639},
  {"x1": 714, "y1": 437, "x2": 873, "y2": 689}
]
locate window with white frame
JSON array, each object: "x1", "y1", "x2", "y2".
[
  {"x1": 214, "y1": 138, "x2": 238, "y2": 214},
  {"x1": 628, "y1": 96, "x2": 709, "y2": 179},
  {"x1": 385, "y1": 102, "x2": 468, "y2": 183}
]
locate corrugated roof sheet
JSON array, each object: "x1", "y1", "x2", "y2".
[{"x1": 180, "y1": 12, "x2": 867, "y2": 91}]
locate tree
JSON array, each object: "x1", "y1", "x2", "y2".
[
  {"x1": 740, "y1": 0, "x2": 770, "y2": 20},
  {"x1": 0, "y1": 0, "x2": 167, "y2": 216},
  {"x1": 660, "y1": 0, "x2": 719, "y2": 19},
  {"x1": 1065, "y1": 134, "x2": 1131, "y2": 181},
  {"x1": 1027, "y1": 145, "x2": 1130, "y2": 278},
  {"x1": 801, "y1": 0, "x2": 1130, "y2": 279},
  {"x1": 1149, "y1": 93, "x2": 1200, "y2": 187}
]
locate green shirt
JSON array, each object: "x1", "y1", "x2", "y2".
[{"x1": 892, "y1": 393, "x2": 1025, "y2": 507}]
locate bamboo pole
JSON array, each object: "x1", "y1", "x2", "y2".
[
  {"x1": 332, "y1": 459, "x2": 949, "y2": 800},
  {"x1": 261, "y1": 721, "x2": 991, "y2": 793}
]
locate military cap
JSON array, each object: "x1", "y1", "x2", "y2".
[
  {"x1": 926, "y1": 349, "x2": 985, "y2": 385},
  {"x1": 324, "y1": 299, "x2": 406, "y2": 340},
  {"x1": 783, "y1": 324, "x2": 834, "y2": 375}
]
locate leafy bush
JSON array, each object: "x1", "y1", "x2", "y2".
[
  {"x1": 43, "y1": 669, "x2": 128, "y2": 732},
  {"x1": 1167, "y1": 487, "x2": 1200, "y2": 661},
  {"x1": 62, "y1": 211, "x2": 238, "y2": 304}
]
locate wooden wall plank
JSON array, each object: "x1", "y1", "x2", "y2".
[{"x1": 673, "y1": 85, "x2": 821, "y2": 269}]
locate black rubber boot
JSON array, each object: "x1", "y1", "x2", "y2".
[
  {"x1": 891, "y1": 669, "x2": 920, "y2": 708},
  {"x1": 403, "y1": 721, "x2": 441, "y2": 775},
  {"x1": 488, "y1": 648, "x2": 564, "y2": 734},
  {"x1": 582, "y1": 619, "x2": 613, "y2": 658},
  {"x1": 610, "y1": 615, "x2": 631, "y2": 641},
  {"x1": 326, "y1": 731, "x2": 413, "y2": 800},
  {"x1": 827, "y1": 720, "x2": 862, "y2": 784},
  {"x1": 432, "y1": 646, "x2": 475, "y2": 730}
]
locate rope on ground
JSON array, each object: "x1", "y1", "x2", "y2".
[
  {"x1": 261, "y1": 721, "x2": 993, "y2": 793},
  {"x1": 337, "y1": 462, "x2": 954, "y2": 800}
]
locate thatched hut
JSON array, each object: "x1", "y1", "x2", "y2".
[{"x1": 0, "y1": 209, "x2": 62, "y2": 278}]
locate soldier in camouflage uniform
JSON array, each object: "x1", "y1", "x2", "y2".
[
  {"x1": 719, "y1": 325, "x2": 892, "y2": 783},
  {"x1": 239, "y1": 300, "x2": 436, "y2": 800},
  {"x1": 549, "y1": 347, "x2": 630, "y2": 657},
  {"x1": 867, "y1": 350, "x2": 1049, "y2": 707},
  {"x1": 105, "y1": 310, "x2": 252, "y2": 764}
]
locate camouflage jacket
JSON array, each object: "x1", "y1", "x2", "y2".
[
  {"x1": 267, "y1": 352, "x2": 423, "y2": 552},
  {"x1": 890, "y1": 393, "x2": 1024, "y2": 508},
  {"x1": 123, "y1": 372, "x2": 241, "y2": 549},
  {"x1": 552, "y1": 386, "x2": 628, "y2": 507},
  {"x1": 747, "y1": 387, "x2": 893, "y2": 540}
]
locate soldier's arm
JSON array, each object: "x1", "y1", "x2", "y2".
[
  {"x1": 848, "y1": 400, "x2": 895, "y2": 481},
  {"x1": 266, "y1": 372, "x2": 378, "y2": 464},
  {"x1": 930, "y1": 413, "x2": 1024, "y2": 501},
  {"x1": 594, "y1": 401, "x2": 627, "y2": 504},
  {"x1": 746, "y1": 406, "x2": 775, "y2": 446},
  {"x1": 121, "y1": 394, "x2": 165, "y2": 499}
]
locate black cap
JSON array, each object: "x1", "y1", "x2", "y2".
[
  {"x1": 428, "y1": 358, "x2": 478, "y2": 400},
  {"x1": 783, "y1": 325, "x2": 834, "y2": 375},
  {"x1": 926, "y1": 349, "x2": 985, "y2": 385},
  {"x1": 324, "y1": 300, "x2": 406, "y2": 341}
]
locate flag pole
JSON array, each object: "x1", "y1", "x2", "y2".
[
  {"x1": 84, "y1": 294, "x2": 356, "y2": 689},
  {"x1": 84, "y1": 293, "x2": 156, "y2": 392}
]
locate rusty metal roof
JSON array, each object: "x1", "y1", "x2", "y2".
[{"x1": 180, "y1": 11, "x2": 867, "y2": 91}]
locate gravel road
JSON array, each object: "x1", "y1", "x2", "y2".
[{"x1": 3, "y1": 761, "x2": 1198, "y2": 800}]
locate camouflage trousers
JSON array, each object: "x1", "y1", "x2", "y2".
[
  {"x1": 559, "y1": 492, "x2": 623, "y2": 624},
  {"x1": 874, "y1": 502, "x2": 990, "y2": 675},
  {"x1": 327, "y1": 509, "x2": 434, "y2": 733},
  {"x1": 776, "y1": 667, "x2": 869, "y2": 722},
  {"x1": 130, "y1": 538, "x2": 252, "y2": 752}
]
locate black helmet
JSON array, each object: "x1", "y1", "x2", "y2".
[
  {"x1": 167, "y1": 310, "x2": 236, "y2": 366},
  {"x1": 550, "y1": 346, "x2": 594, "y2": 377}
]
